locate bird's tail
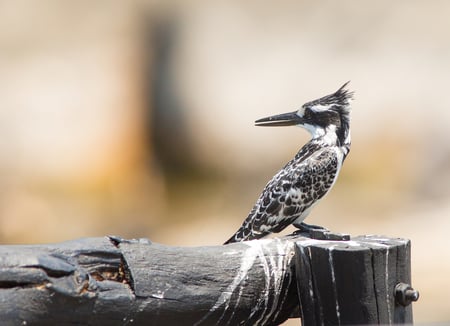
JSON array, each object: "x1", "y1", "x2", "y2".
[
  {"x1": 223, "y1": 234, "x2": 240, "y2": 245},
  {"x1": 223, "y1": 228, "x2": 266, "y2": 245}
]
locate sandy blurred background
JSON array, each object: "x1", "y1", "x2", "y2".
[{"x1": 1, "y1": 0, "x2": 449, "y2": 323}]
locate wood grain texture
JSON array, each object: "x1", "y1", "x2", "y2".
[
  {"x1": 0, "y1": 236, "x2": 298, "y2": 325},
  {"x1": 294, "y1": 236, "x2": 413, "y2": 325}
]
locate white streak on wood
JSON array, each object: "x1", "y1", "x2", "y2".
[
  {"x1": 150, "y1": 290, "x2": 165, "y2": 299},
  {"x1": 248, "y1": 241, "x2": 271, "y2": 324},
  {"x1": 267, "y1": 239, "x2": 295, "y2": 323},
  {"x1": 328, "y1": 245, "x2": 341, "y2": 325},
  {"x1": 362, "y1": 240, "x2": 393, "y2": 323},
  {"x1": 385, "y1": 248, "x2": 392, "y2": 323},
  {"x1": 226, "y1": 274, "x2": 246, "y2": 325},
  {"x1": 194, "y1": 242, "x2": 260, "y2": 326},
  {"x1": 195, "y1": 239, "x2": 296, "y2": 326},
  {"x1": 298, "y1": 245, "x2": 315, "y2": 298}
]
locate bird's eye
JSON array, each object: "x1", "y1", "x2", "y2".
[{"x1": 303, "y1": 108, "x2": 312, "y2": 118}]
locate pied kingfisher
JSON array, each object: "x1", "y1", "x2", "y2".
[{"x1": 224, "y1": 82, "x2": 353, "y2": 244}]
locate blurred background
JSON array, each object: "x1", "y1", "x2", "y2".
[{"x1": 1, "y1": 0, "x2": 449, "y2": 323}]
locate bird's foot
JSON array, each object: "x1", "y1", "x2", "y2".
[
  {"x1": 291, "y1": 223, "x2": 350, "y2": 241},
  {"x1": 294, "y1": 222, "x2": 328, "y2": 233},
  {"x1": 291, "y1": 222, "x2": 325, "y2": 237}
]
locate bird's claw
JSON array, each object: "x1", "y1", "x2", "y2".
[
  {"x1": 291, "y1": 223, "x2": 350, "y2": 241},
  {"x1": 294, "y1": 222, "x2": 329, "y2": 233}
]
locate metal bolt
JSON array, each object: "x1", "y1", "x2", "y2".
[{"x1": 395, "y1": 283, "x2": 419, "y2": 306}]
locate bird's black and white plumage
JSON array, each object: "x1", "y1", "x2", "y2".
[{"x1": 224, "y1": 82, "x2": 353, "y2": 244}]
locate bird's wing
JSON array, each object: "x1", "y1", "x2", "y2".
[{"x1": 224, "y1": 147, "x2": 340, "y2": 243}]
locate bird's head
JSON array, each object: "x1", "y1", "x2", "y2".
[{"x1": 255, "y1": 82, "x2": 353, "y2": 145}]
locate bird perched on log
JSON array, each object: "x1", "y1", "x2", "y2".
[{"x1": 224, "y1": 83, "x2": 353, "y2": 244}]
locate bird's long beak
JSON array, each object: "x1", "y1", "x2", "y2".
[{"x1": 255, "y1": 110, "x2": 304, "y2": 127}]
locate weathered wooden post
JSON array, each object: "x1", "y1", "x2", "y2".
[
  {"x1": 295, "y1": 235, "x2": 418, "y2": 325},
  {"x1": 0, "y1": 234, "x2": 418, "y2": 325}
]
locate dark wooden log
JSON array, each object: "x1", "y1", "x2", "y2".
[
  {"x1": 0, "y1": 236, "x2": 299, "y2": 325},
  {"x1": 116, "y1": 237, "x2": 300, "y2": 325},
  {"x1": 0, "y1": 234, "x2": 418, "y2": 325},
  {"x1": 294, "y1": 235, "x2": 416, "y2": 325}
]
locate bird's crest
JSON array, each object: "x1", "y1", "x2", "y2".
[{"x1": 305, "y1": 82, "x2": 353, "y2": 113}]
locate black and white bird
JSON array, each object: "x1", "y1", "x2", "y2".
[{"x1": 224, "y1": 83, "x2": 353, "y2": 244}]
